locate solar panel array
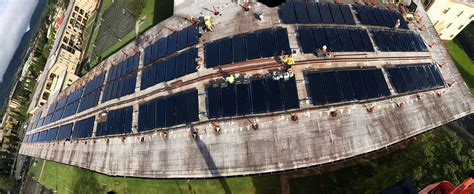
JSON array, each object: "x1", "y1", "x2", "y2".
[
  {"x1": 143, "y1": 24, "x2": 199, "y2": 65},
  {"x1": 205, "y1": 28, "x2": 291, "y2": 68},
  {"x1": 71, "y1": 116, "x2": 95, "y2": 139},
  {"x1": 96, "y1": 106, "x2": 133, "y2": 137},
  {"x1": 141, "y1": 48, "x2": 198, "y2": 90},
  {"x1": 279, "y1": 2, "x2": 356, "y2": 25},
  {"x1": 25, "y1": 122, "x2": 75, "y2": 143},
  {"x1": 354, "y1": 5, "x2": 408, "y2": 29},
  {"x1": 306, "y1": 68, "x2": 391, "y2": 105},
  {"x1": 102, "y1": 54, "x2": 139, "y2": 102},
  {"x1": 206, "y1": 76, "x2": 299, "y2": 119},
  {"x1": 385, "y1": 64, "x2": 444, "y2": 94},
  {"x1": 138, "y1": 89, "x2": 199, "y2": 132},
  {"x1": 297, "y1": 27, "x2": 373, "y2": 53},
  {"x1": 371, "y1": 29, "x2": 427, "y2": 52},
  {"x1": 56, "y1": 123, "x2": 74, "y2": 140}
]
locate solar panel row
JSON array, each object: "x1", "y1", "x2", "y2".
[
  {"x1": 306, "y1": 68, "x2": 391, "y2": 105},
  {"x1": 206, "y1": 76, "x2": 299, "y2": 119},
  {"x1": 26, "y1": 122, "x2": 74, "y2": 143},
  {"x1": 102, "y1": 74, "x2": 137, "y2": 102},
  {"x1": 71, "y1": 116, "x2": 95, "y2": 139},
  {"x1": 141, "y1": 48, "x2": 198, "y2": 90},
  {"x1": 77, "y1": 90, "x2": 101, "y2": 113},
  {"x1": 297, "y1": 27, "x2": 374, "y2": 53},
  {"x1": 279, "y1": 2, "x2": 355, "y2": 25},
  {"x1": 371, "y1": 29, "x2": 428, "y2": 52},
  {"x1": 354, "y1": 5, "x2": 408, "y2": 29},
  {"x1": 205, "y1": 28, "x2": 291, "y2": 68},
  {"x1": 143, "y1": 24, "x2": 199, "y2": 65},
  {"x1": 138, "y1": 89, "x2": 199, "y2": 132},
  {"x1": 386, "y1": 64, "x2": 444, "y2": 94},
  {"x1": 96, "y1": 106, "x2": 133, "y2": 137}
]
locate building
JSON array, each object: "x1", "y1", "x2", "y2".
[
  {"x1": 19, "y1": 0, "x2": 474, "y2": 179},
  {"x1": 33, "y1": 0, "x2": 98, "y2": 109},
  {"x1": 424, "y1": 0, "x2": 474, "y2": 40}
]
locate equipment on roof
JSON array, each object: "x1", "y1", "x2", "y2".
[{"x1": 204, "y1": 16, "x2": 214, "y2": 31}]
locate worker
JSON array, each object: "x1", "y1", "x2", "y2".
[
  {"x1": 225, "y1": 74, "x2": 235, "y2": 84},
  {"x1": 395, "y1": 19, "x2": 400, "y2": 28},
  {"x1": 204, "y1": 16, "x2": 214, "y2": 31},
  {"x1": 280, "y1": 54, "x2": 295, "y2": 72},
  {"x1": 321, "y1": 45, "x2": 331, "y2": 57},
  {"x1": 256, "y1": 12, "x2": 264, "y2": 21}
]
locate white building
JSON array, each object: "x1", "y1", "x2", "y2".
[{"x1": 424, "y1": 0, "x2": 473, "y2": 40}]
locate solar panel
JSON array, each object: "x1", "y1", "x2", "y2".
[
  {"x1": 294, "y1": 2, "x2": 310, "y2": 23},
  {"x1": 399, "y1": 67, "x2": 415, "y2": 92},
  {"x1": 175, "y1": 52, "x2": 187, "y2": 78},
  {"x1": 156, "y1": 61, "x2": 166, "y2": 83},
  {"x1": 364, "y1": 6, "x2": 378, "y2": 25},
  {"x1": 325, "y1": 28, "x2": 342, "y2": 52},
  {"x1": 167, "y1": 32, "x2": 178, "y2": 54},
  {"x1": 381, "y1": 10, "x2": 393, "y2": 28},
  {"x1": 307, "y1": 3, "x2": 322, "y2": 23},
  {"x1": 350, "y1": 70, "x2": 369, "y2": 100},
  {"x1": 355, "y1": 6, "x2": 369, "y2": 24},
  {"x1": 219, "y1": 38, "x2": 233, "y2": 65},
  {"x1": 165, "y1": 56, "x2": 176, "y2": 81},
  {"x1": 429, "y1": 65, "x2": 444, "y2": 87},
  {"x1": 416, "y1": 65, "x2": 431, "y2": 89},
  {"x1": 138, "y1": 103, "x2": 147, "y2": 132},
  {"x1": 236, "y1": 83, "x2": 251, "y2": 115},
  {"x1": 340, "y1": 4, "x2": 355, "y2": 25},
  {"x1": 207, "y1": 86, "x2": 221, "y2": 118},
  {"x1": 232, "y1": 35, "x2": 246, "y2": 63},
  {"x1": 221, "y1": 84, "x2": 237, "y2": 117},
  {"x1": 177, "y1": 28, "x2": 188, "y2": 51},
  {"x1": 279, "y1": 2, "x2": 297, "y2": 23},
  {"x1": 337, "y1": 70, "x2": 356, "y2": 101},
  {"x1": 260, "y1": 29, "x2": 276, "y2": 57},
  {"x1": 312, "y1": 28, "x2": 328, "y2": 50},
  {"x1": 322, "y1": 71, "x2": 343, "y2": 103},
  {"x1": 151, "y1": 42, "x2": 159, "y2": 62},
  {"x1": 387, "y1": 68, "x2": 407, "y2": 93},
  {"x1": 274, "y1": 28, "x2": 291, "y2": 55},
  {"x1": 186, "y1": 90, "x2": 199, "y2": 123},
  {"x1": 158, "y1": 38, "x2": 168, "y2": 58},
  {"x1": 319, "y1": 4, "x2": 333, "y2": 24},
  {"x1": 408, "y1": 66, "x2": 423, "y2": 90},
  {"x1": 187, "y1": 24, "x2": 199, "y2": 46},
  {"x1": 361, "y1": 69, "x2": 380, "y2": 98},
  {"x1": 251, "y1": 79, "x2": 268, "y2": 113},
  {"x1": 281, "y1": 76, "x2": 300, "y2": 109},
  {"x1": 186, "y1": 48, "x2": 198, "y2": 74},
  {"x1": 373, "y1": 8, "x2": 386, "y2": 26},
  {"x1": 424, "y1": 65, "x2": 437, "y2": 87},
  {"x1": 373, "y1": 30, "x2": 388, "y2": 51},
  {"x1": 144, "y1": 46, "x2": 151, "y2": 65},
  {"x1": 330, "y1": 4, "x2": 345, "y2": 24},
  {"x1": 373, "y1": 69, "x2": 391, "y2": 96},
  {"x1": 175, "y1": 92, "x2": 187, "y2": 124},
  {"x1": 267, "y1": 78, "x2": 284, "y2": 112},
  {"x1": 306, "y1": 72, "x2": 327, "y2": 105},
  {"x1": 155, "y1": 98, "x2": 166, "y2": 128},
  {"x1": 337, "y1": 28, "x2": 355, "y2": 52},
  {"x1": 298, "y1": 28, "x2": 316, "y2": 53},
  {"x1": 348, "y1": 29, "x2": 365, "y2": 52},
  {"x1": 165, "y1": 96, "x2": 175, "y2": 127},
  {"x1": 204, "y1": 41, "x2": 219, "y2": 68},
  {"x1": 246, "y1": 32, "x2": 261, "y2": 60}
]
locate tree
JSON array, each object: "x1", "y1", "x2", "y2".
[{"x1": 129, "y1": 0, "x2": 146, "y2": 19}]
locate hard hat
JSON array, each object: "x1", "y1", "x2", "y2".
[
  {"x1": 204, "y1": 16, "x2": 211, "y2": 20},
  {"x1": 322, "y1": 45, "x2": 327, "y2": 49}
]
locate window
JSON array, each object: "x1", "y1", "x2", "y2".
[
  {"x1": 458, "y1": 25, "x2": 464, "y2": 30},
  {"x1": 442, "y1": 8, "x2": 450, "y2": 14},
  {"x1": 447, "y1": 23, "x2": 452, "y2": 29},
  {"x1": 74, "y1": 6, "x2": 79, "y2": 12},
  {"x1": 457, "y1": 11, "x2": 464, "y2": 17},
  {"x1": 433, "y1": 20, "x2": 439, "y2": 26},
  {"x1": 470, "y1": 15, "x2": 473, "y2": 20},
  {"x1": 450, "y1": 34, "x2": 454, "y2": 38}
]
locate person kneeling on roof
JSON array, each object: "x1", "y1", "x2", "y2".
[
  {"x1": 280, "y1": 54, "x2": 295, "y2": 72},
  {"x1": 204, "y1": 16, "x2": 214, "y2": 31}
]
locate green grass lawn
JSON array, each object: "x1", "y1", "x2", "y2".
[
  {"x1": 85, "y1": 0, "x2": 173, "y2": 73},
  {"x1": 28, "y1": 159, "x2": 281, "y2": 194},
  {"x1": 445, "y1": 40, "x2": 474, "y2": 95}
]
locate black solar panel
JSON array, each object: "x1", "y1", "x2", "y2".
[
  {"x1": 232, "y1": 35, "x2": 246, "y2": 63},
  {"x1": 323, "y1": 71, "x2": 343, "y2": 103},
  {"x1": 337, "y1": 71, "x2": 356, "y2": 101},
  {"x1": 221, "y1": 85, "x2": 237, "y2": 117},
  {"x1": 251, "y1": 79, "x2": 268, "y2": 113},
  {"x1": 71, "y1": 116, "x2": 95, "y2": 139},
  {"x1": 386, "y1": 64, "x2": 444, "y2": 94},
  {"x1": 350, "y1": 70, "x2": 369, "y2": 100},
  {"x1": 260, "y1": 29, "x2": 276, "y2": 57},
  {"x1": 307, "y1": 3, "x2": 322, "y2": 23},
  {"x1": 307, "y1": 72, "x2": 327, "y2": 105},
  {"x1": 186, "y1": 90, "x2": 199, "y2": 123},
  {"x1": 267, "y1": 78, "x2": 284, "y2": 112},
  {"x1": 177, "y1": 27, "x2": 188, "y2": 51},
  {"x1": 294, "y1": 2, "x2": 310, "y2": 23},
  {"x1": 325, "y1": 28, "x2": 342, "y2": 52},
  {"x1": 361, "y1": 69, "x2": 381, "y2": 98},
  {"x1": 187, "y1": 24, "x2": 199, "y2": 46},
  {"x1": 282, "y1": 76, "x2": 300, "y2": 110},
  {"x1": 337, "y1": 28, "x2": 355, "y2": 52},
  {"x1": 207, "y1": 86, "x2": 221, "y2": 118},
  {"x1": 186, "y1": 48, "x2": 198, "y2": 74},
  {"x1": 355, "y1": 6, "x2": 369, "y2": 24},
  {"x1": 165, "y1": 96, "x2": 175, "y2": 127},
  {"x1": 373, "y1": 69, "x2": 391, "y2": 96},
  {"x1": 330, "y1": 4, "x2": 345, "y2": 24},
  {"x1": 175, "y1": 92, "x2": 187, "y2": 124},
  {"x1": 298, "y1": 27, "x2": 316, "y2": 53},
  {"x1": 155, "y1": 98, "x2": 166, "y2": 128},
  {"x1": 246, "y1": 32, "x2": 261, "y2": 60},
  {"x1": 319, "y1": 4, "x2": 333, "y2": 24},
  {"x1": 312, "y1": 28, "x2": 328, "y2": 50},
  {"x1": 340, "y1": 4, "x2": 355, "y2": 25},
  {"x1": 219, "y1": 38, "x2": 233, "y2": 65},
  {"x1": 167, "y1": 32, "x2": 178, "y2": 54},
  {"x1": 175, "y1": 52, "x2": 187, "y2": 78},
  {"x1": 279, "y1": 2, "x2": 297, "y2": 23},
  {"x1": 205, "y1": 41, "x2": 220, "y2": 68},
  {"x1": 275, "y1": 28, "x2": 291, "y2": 55},
  {"x1": 236, "y1": 84, "x2": 251, "y2": 115},
  {"x1": 158, "y1": 38, "x2": 168, "y2": 58},
  {"x1": 165, "y1": 56, "x2": 176, "y2": 81}
]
